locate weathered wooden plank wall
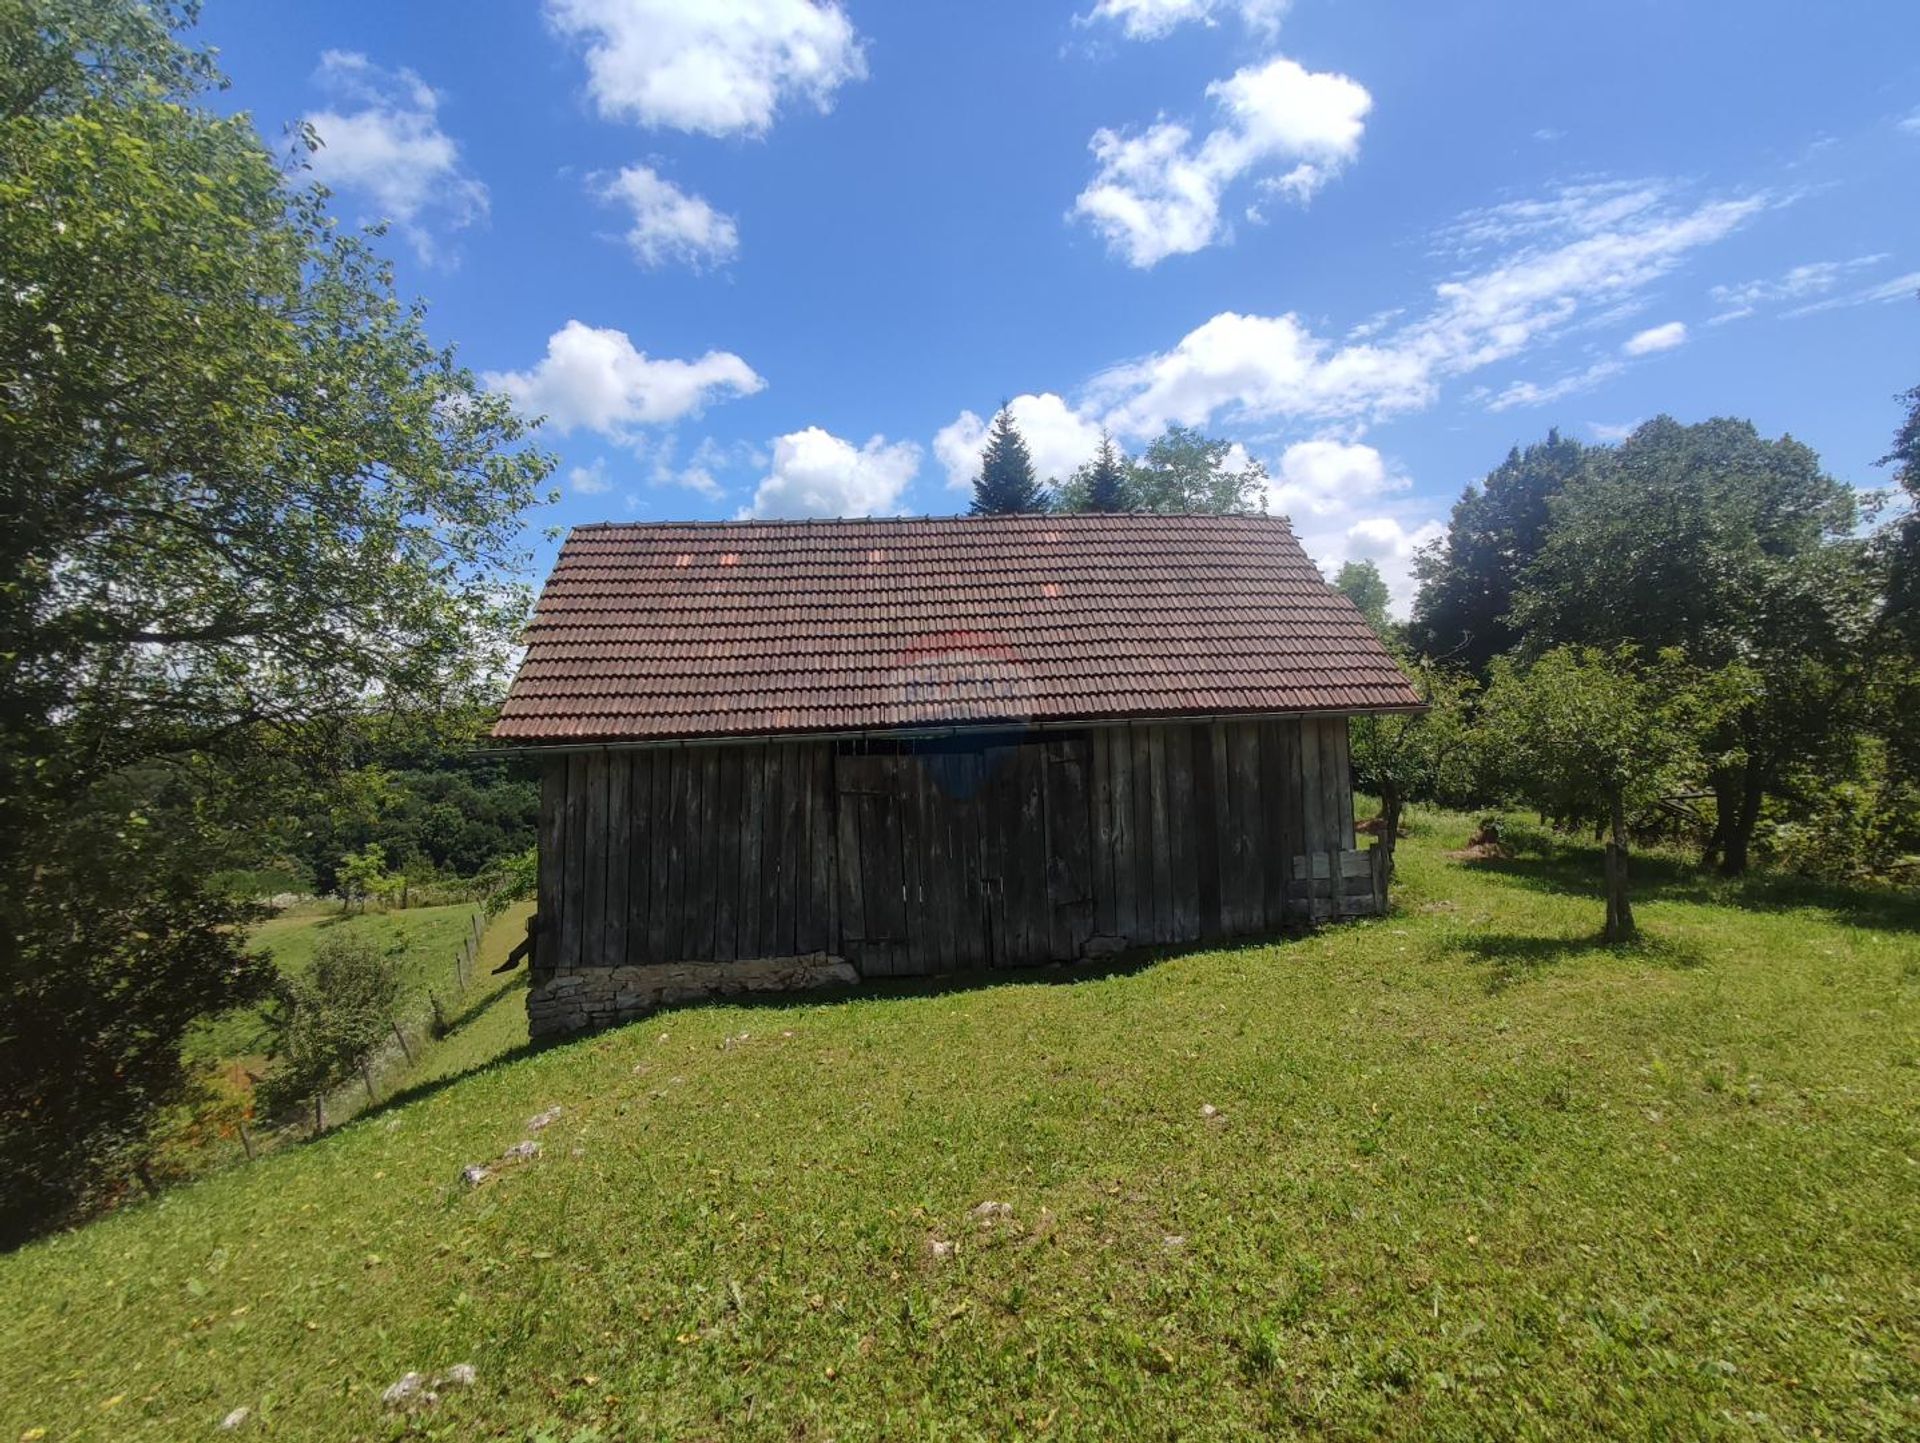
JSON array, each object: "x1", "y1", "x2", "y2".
[{"x1": 534, "y1": 715, "x2": 1383, "y2": 977}]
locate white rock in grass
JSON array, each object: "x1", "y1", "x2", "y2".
[
  {"x1": 502, "y1": 1140, "x2": 541, "y2": 1162},
  {"x1": 1162, "y1": 1234, "x2": 1187, "y2": 1250},
  {"x1": 970, "y1": 1200, "x2": 1013, "y2": 1224},
  {"x1": 527, "y1": 1106, "x2": 563, "y2": 1131},
  {"x1": 434, "y1": 1363, "x2": 477, "y2": 1390},
  {"x1": 219, "y1": 1405, "x2": 250, "y2": 1430},
  {"x1": 1199, "y1": 1104, "x2": 1221, "y2": 1120},
  {"x1": 927, "y1": 1237, "x2": 956, "y2": 1259},
  {"x1": 460, "y1": 1164, "x2": 490, "y2": 1188},
  {"x1": 382, "y1": 1373, "x2": 433, "y2": 1409}
]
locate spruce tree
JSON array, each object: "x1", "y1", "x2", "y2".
[
  {"x1": 1084, "y1": 431, "x2": 1130, "y2": 512},
  {"x1": 969, "y1": 406, "x2": 1049, "y2": 515}
]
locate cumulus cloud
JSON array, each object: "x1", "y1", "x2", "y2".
[
  {"x1": 932, "y1": 393, "x2": 1108, "y2": 492},
  {"x1": 743, "y1": 427, "x2": 920, "y2": 518},
  {"x1": 1078, "y1": 0, "x2": 1288, "y2": 40},
  {"x1": 303, "y1": 51, "x2": 488, "y2": 262},
  {"x1": 1323, "y1": 516, "x2": 1448, "y2": 616},
  {"x1": 545, "y1": 0, "x2": 866, "y2": 137},
  {"x1": 568, "y1": 459, "x2": 614, "y2": 495},
  {"x1": 1075, "y1": 54, "x2": 1372, "y2": 267},
  {"x1": 484, "y1": 321, "x2": 764, "y2": 438},
  {"x1": 1264, "y1": 439, "x2": 1402, "y2": 520},
  {"x1": 1621, "y1": 320, "x2": 1687, "y2": 355},
  {"x1": 597, "y1": 164, "x2": 739, "y2": 269},
  {"x1": 1089, "y1": 182, "x2": 1762, "y2": 434}
]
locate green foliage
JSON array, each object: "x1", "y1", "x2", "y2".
[
  {"x1": 0, "y1": 0, "x2": 552, "y2": 1242},
  {"x1": 1408, "y1": 428, "x2": 1587, "y2": 671},
  {"x1": 475, "y1": 845, "x2": 539, "y2": 917},
  {"x1": 1880, "y1": 378, "x2": 1920, "y2": 640},
  {"x1": 1125, "y1": 424, "x2": 1268, "y2": 514},
  {"x1": 1479, "y1": 646, "x2": 1714, "y2": 937},
  {"x1": 3, "y1": 820, "x2": 1917, "y2": 1438},
  {"x1": 1349, "y1": 658, "x2": 1476, "y2": 862},
  {"x1": 335, "y1": 843, "x2": 391, "y2": 913},
  {"x1": 1479, "y1": 646, "x2": 1701, "y2": 829},
  {"x1": 1333, "y1": 559, "x2": 1392, "y2": 637},
  {"x1": 1056, "y1": 430, "x2": 1132, "y2": 513},
  {"x1": 0, "y1": 773, "x2": 273, "y2": 1245},
  {"x1": 1512, "y1": 417, "x2": 1874, "y2": 874},
  {"x1": 256, "y1": 932, "x2": 401, "y2": 1121},
  {"x1": 968, "y1": 406, "x2": 1049, "y2": 515}
]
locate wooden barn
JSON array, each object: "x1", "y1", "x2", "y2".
[{"x1": 494, "y1": 514, "x2": 1422, "y2": 1037}]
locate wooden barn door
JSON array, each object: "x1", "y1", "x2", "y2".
[
  {"x1": 835, "y1": 749, "x2": 992, "y2": 977},
  {"x1": 979, "y1": 736, "x2": 1095, "y2": 968}
]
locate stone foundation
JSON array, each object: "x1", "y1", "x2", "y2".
[{"x1": 526, "y1": 953, "x2": 862, "y2": 1038}]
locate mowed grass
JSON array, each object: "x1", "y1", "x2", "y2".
[
  {"x1": 4, "y1": 815, "x2": 1918, "y2": 1441},
  {"x1": 185, "y1": 904, "x2": 489, "y2": 1065}
]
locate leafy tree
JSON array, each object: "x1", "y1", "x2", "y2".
[
  {"x1": 1511, "y1": 417, "x2": 1872, "y2": 875},
  {"x1": 257, "y1": 932, "x2": 401, "y2": 1132},
  {"x1": 969, "y1": 406, "x2": 1049, "y2": 515},
  {"x1": 1126, "y1": 425, "x2": 1268, "y2": 514},
  {"x1": 1408, "y1": 429, "x2": 1587, "y2": 671},
  {"x1": 1057, "y1": 431, "x2": 1131, "y2": 512},
  {"x1": 1349, "y1": 659, "x2": 1476, "y2": 877},
  {"x1": 1880, "y1": 377, "x2": 1920, "y2": 641},
  {"x1": 1334, "y1": 560, "x2": 1393, "y2": 638},
  {"x1": 336, "y1": 844, "x2": 391, "y2": 914},
  {"x1": 0, "y1": 1, "x2": 552, "y2": 1240},
  {"x1": 1479, "y1": 647, "x2": 1702, "y2": 941}
]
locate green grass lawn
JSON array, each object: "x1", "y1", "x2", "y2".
[
  {"x1": 185, "y1": 903, "x2": 490, "y2": 1065},
  {"x1": 5, "y1": 814, "x2": 1917, "y2": 1440}
]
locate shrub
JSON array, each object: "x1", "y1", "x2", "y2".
[{"x1": 256, "y1": 933, "x2": 400, "y2": 1128}]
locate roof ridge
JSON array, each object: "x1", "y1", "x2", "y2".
[{"x1": 571, "y1": 512, "x2": 1298, "y2": 533}]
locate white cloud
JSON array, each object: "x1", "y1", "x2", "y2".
[
  {"x1": 1621, "y1": 320, "x2": 1687, "y2": 355},
  {"x1": 1901, "y1": 107, "x2": 1920, "y2": 135},
  {"x1": 1074, "y1": 54, "x2": 1371, "y2": 267},
  {"x1": 1090, "y1": 183, "x2": 1762, "y2": 434},
  {"x1": 1708, "y1": 254, "x2": 1888, "y2": 322},
  {"x1": 545, "y1": 0, "x2": 866, "y2": 138},
  {"x1": 743, "y1": 427, "x2": 920, "y2": 518},
  {"x1": 1078, "y1": 0, "x2": 1288, "y2": 40},
  {"x1": 1587, "y1": 419, "x2": 1641, "y2": 443},
  {"x1": 1783, "y1": 270, "x2": 1920, "y2": 318},
  {"x1": 1324, "y1": 515, "x2": 1448, "y2": 617},
  {"x1": 1486, "y1": 359, "x2": 1624, "y2": 412},
  {"x1": 484, "y1": 321, "x2": 764, "y2": 438},
  {"x1": 1263, "y1": 439, "x2": 1403, "y2": 520},
  {"x1": 569, "y1": 459, "x2": 614, "y2": 495},
  {"x1": 932, "y1": 393, "x2": 1107, "y2": 492},
  {"x1": 303, "y1": 51, "x2": 488, "y2": 262},
  {"x1": 597, "y1": 164, "x2": 739, "y2": 269}
]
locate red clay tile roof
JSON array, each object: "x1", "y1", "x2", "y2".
[{"x1": 493, "y1": 514, "x2": 1421, "y2": 744}]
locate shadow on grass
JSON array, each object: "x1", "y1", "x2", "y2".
[
  {"x1": 1458, "y1": 929, "x2": 1708, "y2": 995},
  {"x1": 353, "y1": 1034, "x2": 560, "y2": 1125},
  {"x1": 1461, "y1": 836, "x2": 1920, "y2": 935}
]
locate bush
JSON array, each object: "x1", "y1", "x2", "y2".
[{"x1": 256, "y1": 933, "x2": 400, "y2": 1127}]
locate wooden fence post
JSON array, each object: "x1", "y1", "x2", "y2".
[{"x1": 390, "y1": 1017, "x2": 414, "y2": 1065}]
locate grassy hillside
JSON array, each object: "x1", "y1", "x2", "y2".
[{"x1": 4, "y1": 814, "x2": 1916, "y2": 1440}]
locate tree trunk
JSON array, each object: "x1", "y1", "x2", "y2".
[
  {"x1": 1701, "y1": 768, "x2": 1733, "y2": 871},
  {"x1": 1718, "y1": 770, "x2": 1765, "y2": 878},
  {"x1": 1603, "y1": 788, "x2": 1636, "y2": 943}
]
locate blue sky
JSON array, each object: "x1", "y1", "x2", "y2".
[{"x1": 202, "y1": 0, "x2": 1919, "y2": 611}]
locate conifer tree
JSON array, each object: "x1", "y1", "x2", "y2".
[
  {"x1": 969, "y1": 406, "x2": 1049, "y2": 514},
  {"x1": 1083, "y1": 431, "x2": 1130, "y2": 512}
]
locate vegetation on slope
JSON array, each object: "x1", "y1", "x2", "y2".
[{"x1": 2, "y1": 815, "x2": 1914, "y2": 1441}]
